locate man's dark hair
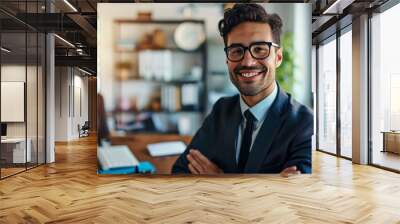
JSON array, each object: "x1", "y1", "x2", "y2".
[{"x1": 218, "y1": 3, "x2": 283, "y2": 46}]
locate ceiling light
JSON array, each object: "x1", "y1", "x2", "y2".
[
  {"x1": 63, "y1": 0, "x2": 78, "y2": 12},
  {"x1": 78, "y1": 67, "x2": 92, "y2": 76},
  {"x1": 323, "y1": 1, "x2": 340, "y2": 14},
  {"x1": 76, "y1": 48, "x2": 85, "y2": 55},
  {"x1": 322, "y1": 0, "x2": 354, "y2": 15},
  {"x1": 54, "y1": 34, "x2": 75, "y2": 48},
  {"x1": 1, "y1": 47, "x2": 11, "y2": 53}
]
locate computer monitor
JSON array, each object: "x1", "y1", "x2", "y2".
[{"x1": 1, "y1": 123, "x2": 7, "y2": 137}]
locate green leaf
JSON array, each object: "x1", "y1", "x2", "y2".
[{"x1": 276, "y1": 32, "x2": 297, "y2": 94}]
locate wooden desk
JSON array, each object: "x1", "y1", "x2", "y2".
[
  {"x1": 110, "y1": 133, "x2": 192, "y2": 174},
  {"x1": 382, "y1": 131, "x2": 400, "y2": 154}
]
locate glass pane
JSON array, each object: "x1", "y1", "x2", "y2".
[
  {"x1": 340, "y1": 30, "x2": 352, "y2": 158},
  {"x1": 317, "y1": 37, "x2": 337, "y2": 154},
  {"x1": 27, "y1": 31, "x2": 38, "y2": 169},
  {"x1": 38, "y1": 33, "x2": 46, "y2": 165},
  {"x1": 1, "y1": 31, "x2": 27, "y2": 177},
  {"x1": 371, "y1": 4, "x2": 400, "y2": 171}
]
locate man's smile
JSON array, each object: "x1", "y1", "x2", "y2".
[{"x1": 236, "y1": 68, "x2": 268, "y2": 81}]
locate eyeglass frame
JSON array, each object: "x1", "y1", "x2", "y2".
[{"x1": 224, "y1": 41, "x2": 280, "y2": 62}]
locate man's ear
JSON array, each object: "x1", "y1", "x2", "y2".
[{"x1": 275, "y1": 48, "x2": 283, "y2": 68}]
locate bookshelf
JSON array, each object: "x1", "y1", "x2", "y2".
[{"x1": 112, "y1": 19, "x2": 208, "y2": 135}]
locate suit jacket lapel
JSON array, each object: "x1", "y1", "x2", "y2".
[
  {"x1": 244, "y1": 86, "x2": 288, "y2": 173},
  {"x1": 220, "y1": 95, "x2": 242, "y2": 173}
]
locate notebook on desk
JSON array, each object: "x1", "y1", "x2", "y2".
[
  {"x1": 97, "y1": 145, "x2": 139, "y2": 171},
  {"x1": 147, "y1": 141, "x2": 187, "y2": 157}
]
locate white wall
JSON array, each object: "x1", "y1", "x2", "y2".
[
  {"x1": 72, "y1": 73, "x2": 89, "y2": 137},
  {"x1": 54, "y1": 67, "x2": 89, "y2": 141},
  {"x1": 55, "y1": 66, "x2": 68, "y2": 141}
]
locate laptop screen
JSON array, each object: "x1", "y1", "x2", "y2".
[{"x1": 1, "y1": 123, "x2": 7, "y2": 137}]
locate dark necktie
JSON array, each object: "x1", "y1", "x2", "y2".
[{"x1": 238, "y1": 109, "x2": 256, "y2": 172}]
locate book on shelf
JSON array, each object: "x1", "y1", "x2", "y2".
[
  {"x1": 138, "y1": 50, "x2": 173, "y2": 81},
  {"x1": 181, "y1": 83, "x2": 199, "y2": 109},
  {"x1": 175, "y1": 86, "x2": 182, "y2": 111},
  {"x1": 160, "y1": 85, "x2": 197, "y2": 112}
]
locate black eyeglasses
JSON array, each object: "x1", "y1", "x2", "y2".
[{"x1": 224, "y1": 41, "x2": 280, "y2": 62}]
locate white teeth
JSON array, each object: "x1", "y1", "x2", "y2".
[{"x1": 240, "y1": 72, "x2": 259, "y2": 78}]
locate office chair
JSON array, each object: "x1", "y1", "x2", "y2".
[{"x1": 79, "y1": 121, "x2": 90, "y2": 138}]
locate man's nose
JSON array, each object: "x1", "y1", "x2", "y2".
[{"x1": 240, "y1": 50, "x2": 258, "y2": 66}]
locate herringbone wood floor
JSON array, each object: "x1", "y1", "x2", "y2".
[{"x1": 1, "y1": 135, "x2": 400, "y2": 223}]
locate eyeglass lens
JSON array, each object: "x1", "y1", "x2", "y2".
[{"x1": 227, "y1": 43, "x2": 271, "y2": 61}]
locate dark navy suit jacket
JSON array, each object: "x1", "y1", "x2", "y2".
[{"x1": 172, "y1": 85, "x2": 314, "y2": 174}]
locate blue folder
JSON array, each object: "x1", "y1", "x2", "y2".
[
  {"x1": 97, "y1": 161, "x2": 156, "y2": 174},
  {"x1": 97, "y1": 166, "x2": 137, "y2": 174}
]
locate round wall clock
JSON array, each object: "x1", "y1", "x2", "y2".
[{"x1": 174, "y1": 22, "x2": 205, "y2": 51}]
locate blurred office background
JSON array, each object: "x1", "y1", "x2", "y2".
[
  {"x1": 0, "y1": 0, "x2": 398, "y2": 178},
  {"x1": 97, "y1": 3, "x2": 312, "y2": 137}
]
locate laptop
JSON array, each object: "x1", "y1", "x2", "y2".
[{"x1": 1, "y1": 123, "x2": 7, "y2": 140}]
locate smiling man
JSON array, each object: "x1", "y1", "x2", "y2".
[{"x1": 172, "y1": 3, "x2": 313, "y2": 176}]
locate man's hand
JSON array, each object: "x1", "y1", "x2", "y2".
[
  {"x1": 280, "y1": 166, "x2": 301, "y2": 177},
  {"x1": 186, "y1": 149, "x2": 223, "y2": 174}
]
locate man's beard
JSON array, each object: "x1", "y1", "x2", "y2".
[{"x1": 230, "y1": 65, "x2": 270, "y2": 96}]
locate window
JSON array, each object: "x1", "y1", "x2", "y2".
[
  {"x1": 317, "y1": 36, "x2": 337, "y2": 154},
  {"x1": 370, "y1": 3, "x2": 400, "y2": 171},
  {"x1": 339, "y1": 29, "x2": 352, "y2": 158}
]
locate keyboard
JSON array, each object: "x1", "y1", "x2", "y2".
[{"x1": 147, "y1": 141, "x2": 187, "y2": 157}]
